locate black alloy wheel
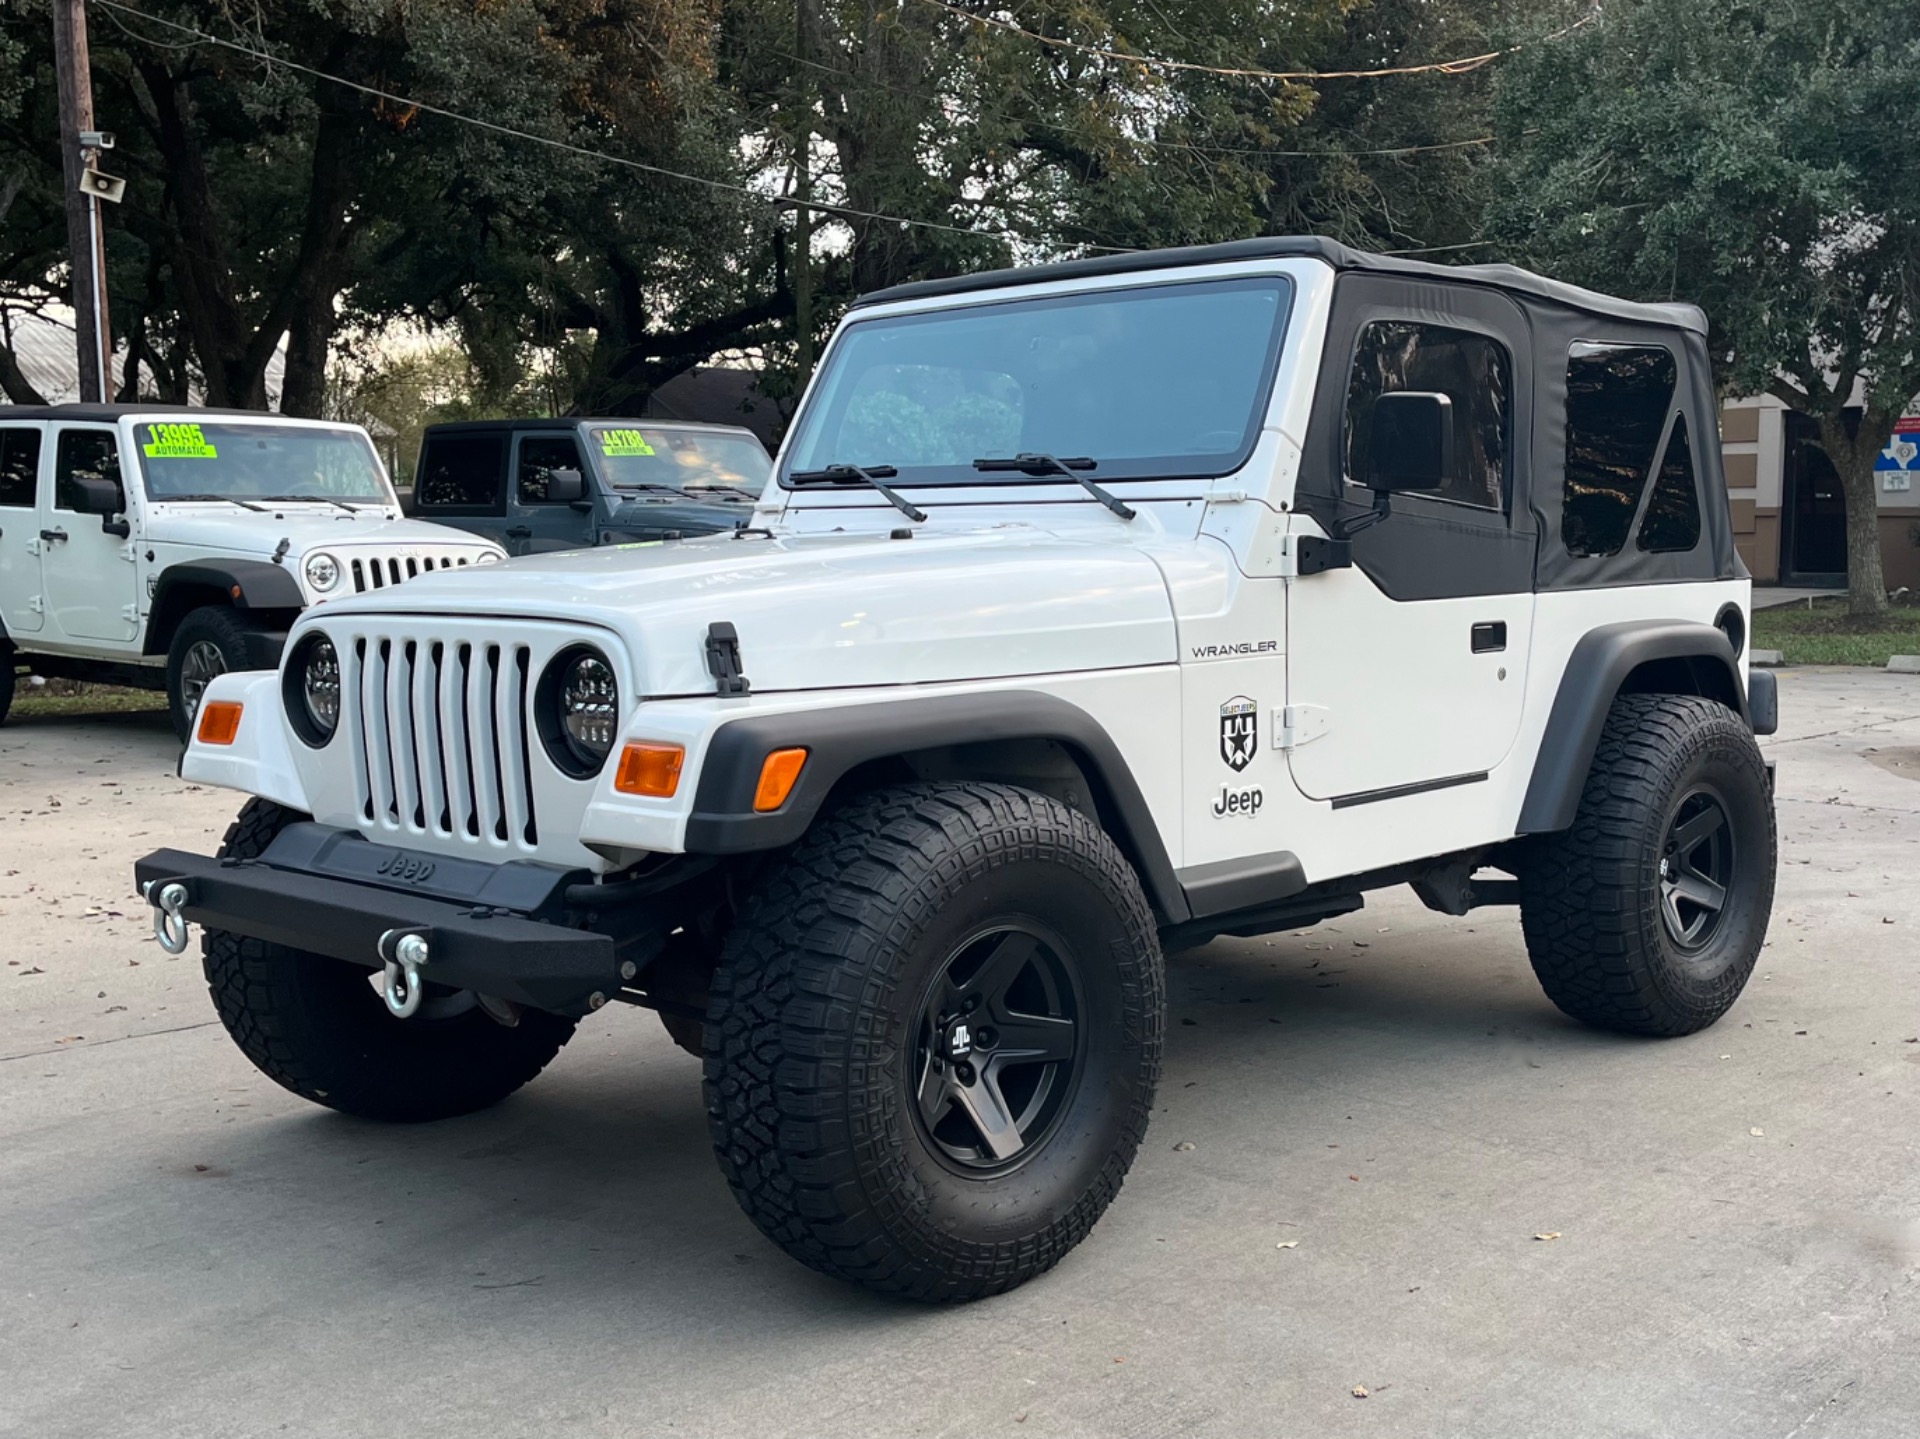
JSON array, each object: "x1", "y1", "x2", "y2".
[
  {"x1": 1659, "y1": 788, "x2": 1733, "y2": 951},
  {"x1": 913, "y1": 924, "x2": 1082, "y2": 1174}
]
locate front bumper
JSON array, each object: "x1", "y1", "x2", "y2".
[{"x1": 134, "y1": 824, "x2": 620, "y2": 1016}]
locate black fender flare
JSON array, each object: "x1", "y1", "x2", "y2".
[
  {"x1": 683, "y1": 690, "x2": 1189, "y2": 922},
  {"x1": 144, "y1": 560, "x2": 304, "y2": 656},
  {"x1": 1517, "y1": 620, "x2": 1748, "y2": 835}
]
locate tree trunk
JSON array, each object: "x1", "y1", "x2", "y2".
[
  {"x1": 1817, "y1": 411, "x2": 1888, "y2": 617},
  {"x1": 281, "y1": 300, "x2": 336, "y2": 418}
]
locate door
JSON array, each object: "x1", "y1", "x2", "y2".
[
  {"x1": 1286, "y1": 292, "x2": 1535, "y2": 805},
  {"x1": 413, "y1": 430, "x2": 509, "y2": 547},
  {"x1": 0, "y1": 425, "x2": 45, "y2": 635},
  {"x1": 41, "y1": 426, "x2": 137, "y2": 643},
  {"x1": 1781, "y1": 412, "x2": 1847, "y2": 584},
  {"x1": 509, "y1": 432, "x2": 592, "y2": 553}
]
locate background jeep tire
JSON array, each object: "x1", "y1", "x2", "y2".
[
  {"x1": 166, "y1": 605, "x2": 252, "y2": 742},
  {"x1": 0, "y1": 650, "x2": 13, "y2": 725},
  {"x1": 201, "y1": 798, "x2": 577, "y2": 1121},
  {"x1": 1518, "y1": 693, "x2": 1775, "y2": 1037},
  {"x1": 704, "y1": 782, "x2": 1164, "y2": 1301}
]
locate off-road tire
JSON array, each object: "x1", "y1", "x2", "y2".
[
  {"x1": 704, "y1": 782, "x2": 1164, "y2": 1301},
  {"x1": 1517, "y1": 693, "x2": 1775, "y2": 1037},
  {"x1": 165, "y1": 605, "x2": 253, "y2": 742},
  {"x1": 0, "y1": 650, "x2": 14, "y2": 725},
  {"x1": 201, "y1": 798, "x2": 577, "y2": 1121}
]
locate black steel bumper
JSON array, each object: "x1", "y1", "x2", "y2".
[{"x1": 134, "y1": 824, "x2": 620, "y2": 1017}]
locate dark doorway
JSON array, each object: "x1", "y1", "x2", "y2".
[{"x1": 1781, "y1": 412, "x2": 1848, "y2": 584}]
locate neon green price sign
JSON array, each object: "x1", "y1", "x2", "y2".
[
  {"x1": 599, "y1": 428, "x2": 655, "y2": 457},
  {"x1": 142, "y1": 423, "x2": 218, "y2": 459}
]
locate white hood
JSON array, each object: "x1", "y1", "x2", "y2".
[
  {"x1": 306, "y1": 525, "x2": 1178, "y2": 694},
  {"x1": 143, "y1": 504, "x2": 502, "y2": 562}
]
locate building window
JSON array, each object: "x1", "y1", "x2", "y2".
[
  {"x1": 1562, "y1": 344, "x2": 1675, "y2": 558},
  {"x1": 1636, "y1": 414, "x2": 1702, "y2": 553},
  {"x1": 1345, "y1": 320, "x2": 1511, "y2": 511}
]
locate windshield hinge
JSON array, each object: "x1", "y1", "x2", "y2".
[
  {"x1": 704, "y1": 621, "x2": 751, "y2": 697},
  {"x1": 1276, "y1": 535, "x2": 1351, "y2": 579},
  {"x1": 1275, "y1": 704, "x2": 1330, "y2": 751}
]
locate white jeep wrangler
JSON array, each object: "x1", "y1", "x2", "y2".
[
  {"x1": 137, "y1": 239, "x2": 1778, "y2": 1301},
  {"x1": 0, "y1": 406, "x2": 504, "y2": 737}
]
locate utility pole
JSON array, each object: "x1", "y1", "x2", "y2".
[
  {"x1": 792, "y1": 0, "x2": 814, "y2": 386},
  {"x1": 52, "y1": 0, "x2": 111, "y2": 404}
]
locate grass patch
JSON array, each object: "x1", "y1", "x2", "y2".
[
  {"x1": 7, "y1": 673, "x2": 168, "y2": 719},
  {"x1": 1751, "y1": 597, "x2": 1920, "y2": 667}
]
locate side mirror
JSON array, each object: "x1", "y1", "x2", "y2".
[
  {"x1": 69, "y1": 474, "x2": 124, "y2": 516},
  {"x1": 546, "y1": 467, "x2": 585, "y2": 504},
  {"x1": 1362, "y1": 392, "x2": 1454, "y2": 493}
]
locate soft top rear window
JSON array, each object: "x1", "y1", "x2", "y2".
[{"x1": 783, "y1": 276, "x2": 1294, "y2": 487}]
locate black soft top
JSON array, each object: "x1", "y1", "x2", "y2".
[
  {"x1": 425, "y1": 417, "x2": 761, "y2": 437},
  {"x1": 853, "y1": 236, "x2": 1707, "y2": 335}
]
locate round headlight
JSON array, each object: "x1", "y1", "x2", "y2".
[
  {"x1": 303, "y1": 551, "x2": 341, "y2": 592},
  {"x1": 285, "y1": 633, "x2": 340, "y2": 747},
  {"x1": 474, "y1": 550, "x2": 502, "y2": 566},
  {"x1": 539, "y1": 647, "x2": 619, "y2": 776}
]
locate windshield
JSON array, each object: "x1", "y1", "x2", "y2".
[
  {"x1": 783, "y1": 276, "x2": 1293, "y2": 486},
  {"x1": 589, "y1": 426, "x2": 770, "y2": 494},
  {"x1": 135, "y1": 421, "x2": 393, "y2": 503}
]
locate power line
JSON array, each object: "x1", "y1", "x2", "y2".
[
  {"x1": 917, "y1": 0, "x2": 1601, "y2": 85},
  {"x1": 91, "y1": 0, "x2": 1123, "y2": 250}
]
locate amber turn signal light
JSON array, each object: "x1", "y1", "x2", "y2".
[
  {"x1": 753, "y1": 747, "x2": 809, "y2": 812},
  {"x1": 197, "y1": 700, "x2": 243, "y2": 746},
  {"x1": 614, "y1": 741, "x2": 684, "y2": 798}
]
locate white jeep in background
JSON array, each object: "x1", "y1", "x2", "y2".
[
  {"x1": 0, "y1": 406, "x2": 504, "y2": 736},
  {"x1": 137, "y1": 237, "x2": 1778, "y2": 1302}
]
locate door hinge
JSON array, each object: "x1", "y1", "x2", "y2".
[
  {"x1": 24, "y1": 538, "x2": 40, "y2": 557},
  {"x1": 1275, "y1": 704, "x2": 1331, "y2": 750},
  {"x1": 1275, "y1": 535, "x2": 1351, "y2": 578},
  {"x1": 120, "y1": 602, "x2": 140, "y2": 623},
  {"x1": 29, "y1": 594, "x2": 44, "y2": 615}
]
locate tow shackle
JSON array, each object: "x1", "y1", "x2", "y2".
[
  {"x1": 141, "y1": 879, "x2": 192, "y2": 955},
  {"x1": 377, "y1": 928, "x2": 433, "y2": 1019}
]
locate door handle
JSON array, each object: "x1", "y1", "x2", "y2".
[
  {"x1": 40, "y1": 528, "x2": 68, "y2": 543},
  {"x1": 1471, "y1": 621, "x2": 1506, "y2": 653},
  {"x1": 505, "y1": 526, "x2": 532, "y2": 538}
]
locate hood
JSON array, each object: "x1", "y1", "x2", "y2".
[
  {"x1": 310, "y1": 526, "x2": 1177, "y2": 694},
  {"x1": 143, "y1": 506, "x2": 503, "y2": 559}
]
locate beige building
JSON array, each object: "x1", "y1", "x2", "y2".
[{"x1": 1720, "y1": 396, "x2": 1920, "y2": 590}]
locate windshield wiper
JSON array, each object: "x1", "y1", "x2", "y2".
[
  {"x1": 972, "y1": 454, "x2": 1135, "y2": 520},
  {"x1": 260, "y1": 494, "x2": 368, "y2": 513},
  {"x1": 166, "y1": 492, "x2": 267, "y2": 513},
  {"x1": 788, "y1": 464, "x2": 927, "y2": 523}
]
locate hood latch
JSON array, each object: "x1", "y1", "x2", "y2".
[{"x1": 705, "y1": 621, "x2": 751, "y2": 696}]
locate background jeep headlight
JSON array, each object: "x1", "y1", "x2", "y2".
[
  {"x1": 284, "y1": 633, "x2": 341, "y2": 747},
  {"x1": 303, "y1": 551, "x2": 340, "y2": 592},
  {"x1": 474, "y1": 551, "x2": 502, "y2": 565},
  {"x1": 538, "y1": 646, "x2": 619, "y2": 776}
]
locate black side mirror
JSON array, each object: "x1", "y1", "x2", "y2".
[
  {"x1": 1362, "y1": 392, "x2": 1454, "y2": 493},
  {"x1": 546, "y1": 467, "x2": 585, "y2": 504},
  {"x1": 69, "y1": 474, "x2": 123, "y2": 516}
]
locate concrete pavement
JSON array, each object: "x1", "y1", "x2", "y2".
[{"x1": 2, "y1": 672, "x2": 1918, "y2": 1438}]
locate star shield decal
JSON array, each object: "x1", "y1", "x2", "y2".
[{"x1": 1219, "y1": 696, "x2": 1258, "y2": 772}]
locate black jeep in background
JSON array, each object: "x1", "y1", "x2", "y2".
[{"x1": 409, "y1": 418, "x2": 770, "y2": 554}]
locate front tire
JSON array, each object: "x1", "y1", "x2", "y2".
[
  {"x1": 166, "y1": 606, "x2": 252, "y2": 742},
  {"x1": 202, "y1": 799, "x2": 577, "y2": 1121},
  {"x1": 0, "y1": 650, "x2": 14, "y2": 725},
  {"x1": 1518, "y1": 693, "x2": 1775, "y2": 1036},
  {"x1": 704, "y1": 782, "x2": 1164, "y2": 1301}
]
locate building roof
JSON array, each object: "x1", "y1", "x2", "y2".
[
  {"x1": 0, "y1": 307, "x2": 286, "y2": 406},
  {"x1": 854, "y1": 235, "x2": 1709, "y2": 335}
]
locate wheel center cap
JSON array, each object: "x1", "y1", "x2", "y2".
[{"x1": 945, "y1": 1020, "x2": 974, "y2": 1059}]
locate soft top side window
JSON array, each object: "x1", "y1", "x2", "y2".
[
  {"x1": 417, "y1": 433, "x2": 506, "y2": 511},
  {"x1": 1636, "y1": 413, "x2": 1701, "y2": 553},
  {"x1": 0, "y1": 428, "x2": 39, "y2": 508},
  {"x1": 1561, "y1": 344, "x2": 1676, "y2": 558},
  {"x1": 54, "y1": 428, "x2": 122, "y2": 512},
  {"x1": 1344, "y1": 320, "x2": 1510, "y2": 512}
]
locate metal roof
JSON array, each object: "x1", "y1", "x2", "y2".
[
  {"x1": 424, "y1": 416, "x2": 763, "y2": 437},
  {"x1": 0, "y1": 403, "x2": 307, "y2": 422},
  {"x1": 853, "y1": 236, "x2": 1709, "y2": 335}
]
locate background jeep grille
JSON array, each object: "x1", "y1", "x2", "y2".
[
  {"x1": 348, "y1": 552, "x2": 476, "y2": 593},
  {"x1": 345, "y1": 630, "x2": 538, "y2": 850}
]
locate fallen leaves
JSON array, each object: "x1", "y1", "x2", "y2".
[
  {"x1": 1275, "y1": 1240, "x2": 1299, "y2": 1250},
  {"x1": 1351, "y1": 1385, "x2": 1370, "y2": 1399},
  {"x1": 1171, "y1": 1141, "x2": 1195, "y2": 1152},
  {"x1": 1533, "y1": 1231, "x2": 1562, "y2": 1242},
  {"x1": 1750, "y1": 1127, "x2": 1766, "y2": 1138}
]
